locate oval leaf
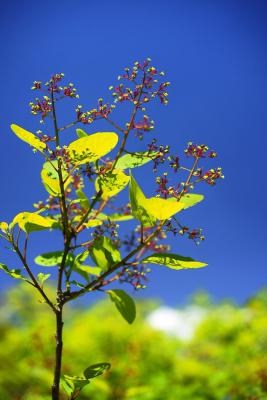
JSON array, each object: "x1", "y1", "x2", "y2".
[
  {"x1": 141, "y1": 253, "x2": 207, "y2": 269},
  {"x1": 90, "y1": 237, "x2": 121, "y2": 271},
  {"x1": 10, "y1": 124, "x2": 46, "y2": 151},
  {"x1": 108, "y1": 289, "x2": 136, "y2": 324},
  {"x1": 95, "y1": 169, "x2": 130, "y2": 200},
  {"x1": 12, "y1": 212, "x2": 56, "y2": 233},
  {"x1": 67, "y1": 132, "x2": 118, "y2": 165},
  {"x1": 142, "y1": 197, "x2": 185, "y2": 220},
  {"x1": 129, "y1": 174, "x2": 156, "y2": 227},
  {"x1": 84, "y1": 362, "x2": 111, "y2": 379},
  {"x1": 116, "y1": 151, "x2": 157, "y2": 169},
  {"x1": 35, "y1": 251, "x2": 74, "y2": 267},
  {"x1": 179, "y1": 193, "x2": 204, "y2": 209}
]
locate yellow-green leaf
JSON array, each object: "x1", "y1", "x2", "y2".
[
  {"x1": 116, "y1": 151, "x2": 157, "y2": 169},
  {"x1": 0, "y1": 222, "x2": 8, "y2": 233},
  {"x1": 141, "y1": 253, "x2": 207, "y2": 269},
  {"x1": 41, "y1": 162, "x2": 72, "y2": 196},
  {"x1": 10, "y1": 124, "x2": 46, "y2": 151},
  {"x1": 129, "y1": 174, "x2": 156, "y2": 227},
  {"x1": 67, "y1": 132, "x2": 118, "y2": 165},
  {"x1": 12, "y1": 212, "x2": 56, "y2": 233},
  {"x1": 107, "y1": 289, "x2": 136, "y2": 324},
  {"x1": 141, "y1": 197, "x2": 185, "y2": 220},
  {"x1": 178, "y1": 193, "x2": 204, "y2": 209},
  {"x1": 95, "y1": 169, "x2": 130, "y2": 200}
]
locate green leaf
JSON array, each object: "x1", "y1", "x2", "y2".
[
  {"x1": 76, "y1": 189, "x2": 90, "y2": 211},
  {"x1": 129, "y1": 174, "x2": 185, "y2": 223},
  {"x1": 129, "y1": 174, "x2": 156, "y2": 227},
  {"x1": 84, "y1": 362, "x2": 111, "y2": 379},
  {"x1": 108, "y1": 289, "x2": 136, "y2": 324},
  {"x1": 98, "y1": 213, "x2": 133, "y2": 222},
  {"x1": 37, "y1": 272, "x2": 51, "y2": 286},
  {"x1": 179, "y1": 193, "x2": 204, "y2": 209},
  {"x1": 67, "y1": 132, "x2": 118, "y2": 165},
  {"x1": 141, "y1": 253, "x2": 207, "y2": 270},
  {"x1": 141, "y1": 197, "x2": 185, "y2": 220},
  {"x1": 95, "y1": 169, "x2": 130, "y2": 200},
  {"x1": 41, "y1": 162, "x2": 72, "y2": 196},
  {"x1": 116, "y1": 151, "x2": 157, "y2": 169},
  {"x1": 0, "y1": 263, "x2": 29, "y2": 282},
  {"x1": 90, "y1": 237, "x2": 121, "y2": 271},
  {"x1": 76, "y1": 128, "x2": 88, "y2": 138},
  {"x1": 34, "y1": 251, "x2": 74, "y2": 267},
  {"x1": 12, "y1": 212, "x2": 56, "y2": 233},
  {"x1": 74, "y1": 265, "x2": 102, "y2": 279},
  {"x1": 10, "y1": 124, "x2": 46, "y2": 152},
  {"x1": 63, "y1": 374, "x2": 90, "y2": 392}
]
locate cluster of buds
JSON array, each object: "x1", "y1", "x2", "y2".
[
  {"x1": 193, "y1": 167, "x2": 224, "y2": 185},
  {"x1": 156, "y1": 173, "x2": 181, "y2": 199},
  {"x1": 116, "y1": 58, "x2": 170, "y2": 106},
  {"x1": 92, "y1": 220, "x2": 120, "y2": 243},
  {"x1": 76, "y1": 99, "x2": 115, "y2": 125},
  {"x1": 147, "y1": 139, "x2": 170, "y2": 171},
  {"x1": 29, "y1": 96, "x2": 52, "y2": 121},
  {"x1": 36, "y1": 130, "x2": 55, "y2": 143},
  {"x1": 165, "y1": 220, "x2": 205, "y2": 245},
  {"x1": 184, "y1": 142, "x2": 217, "y2": 159},
  {"x1": 118, "y1": 264, "x2": 151, "y2": 290},
  {"x1": 129, "y1": 115, "x2": 154, "y2": 139},
  {"x1": 179, "y1": 226, "x2": 205, "y2": 244},
  {"x1": 30, "y1": 73, "x2": 79, "y2": 122}
]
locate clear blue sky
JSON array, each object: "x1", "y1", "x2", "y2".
[{"x1": 1, "y1": 0, "x2": 266, "y2": 305}]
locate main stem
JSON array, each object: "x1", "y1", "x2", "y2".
[
  {"x1": 52, "y1": 307, "x2": 63, "y2": 400},
  {"x1": 51, "y1": 88, "x2": 70, "y2": 400}
]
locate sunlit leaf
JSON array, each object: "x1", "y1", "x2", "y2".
[
  {"x1": 41, "y1": 162, "x2": 72, "y2": 196},
  {"x1": 179, "y1": 193, "x2": 204, "y2": 209},
  {"x1": 83, "y1": 219, "x2": 103, "y2": 228},
  {"x1": 84, "y1": 362, "x2": 111, "y2": 379},
  {"x1": 63, "y1": 375, "x2": 90, "y2": 392},
  {"x1": 37, "y1": 272, "x2": 51, "y2": 286},
  {"x1": 141, "y1": 197, "x2": 185, "y2": 220},
  {"x1": 0, "y1": 222, "x2": 8, "y2": 233},
  {"x1": 76, "y1": 128, "x2": 88, "y2": 138},
  {"x1": 67, "y1": 132, "x2": 118, "y2": 165},
  {"x1": 98, "y1": 213, "x2": 133, "y2": 222},
  {"x1": 34, "y1": 251, "x2": 74, "y2": 267},
  {"x1": 141, "y1": 253, "x2": 207, "y2": 270},
  {"x1": 116, "y1": 151, "x2": 157, "y2": 169},
  {"x1": 12, "y1": 212, "x2": 56, "y2": 233},
  {"x1": 108, "y1": 289, "x2": 136, "y2": 324},
  {"x1": 129, "y1": 174, "x2": 156, "y2": 227},
  {"x1": 90, "y1": 236, "x2": 121, "y2": 271},
  {"x1": 95, "y1": 169, "x2": 130, "y2": 200},
  {"x1": 10, "y1": 124, "x2": 46, "y2": 151},
  {"x1": 0, "y1": 263, "x2": 30, "y2": 282},
  {"x1": 76, "y1": 189, "x2": 90, "y2": 211}
]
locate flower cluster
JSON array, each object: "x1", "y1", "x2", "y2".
[
  {"x1": 75, "y1": 99, "x2": 115, "y2": 125},
  {"x1": 184, "y1": 142, "x2": 217, "y2": 159},
  {"x1": 193, "y1": 167, "x2": 224, "y2": 185},
  {"x1": 118, "y1": 264, "x2": 151, "y2": 290},
  {"x1": 30, "y1": 73, "x2": 79, "y2": 123},
  {"x1": 165, "y1": 220, "x2": 205, "y2": 245},
  {"x1": 147, "y1": 139, "x2": 170, "y2": 171},
  {"x1": 156, "y1": 173, "x2": 181, "y2": 198}
]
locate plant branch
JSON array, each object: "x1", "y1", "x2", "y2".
[{"x1": 63, "y1": 220, "x2": 164, "y2": 303}]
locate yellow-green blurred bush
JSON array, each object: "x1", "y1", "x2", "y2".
[{"x1": 0, "y1": 284, "x2": 267, "y2": 400}]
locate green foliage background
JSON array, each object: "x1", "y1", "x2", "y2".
[{"x1": 0, "y1": 285, "x2": 267, "y2": 400}]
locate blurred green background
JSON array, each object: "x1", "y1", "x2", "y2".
[{"x1": 0, "y1": 285, "x2": 267, "y2": 400}]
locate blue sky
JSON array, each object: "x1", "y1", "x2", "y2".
[{"x1": 0, "y1": 0, "x2": 266, "y2": 305}]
